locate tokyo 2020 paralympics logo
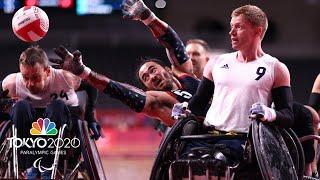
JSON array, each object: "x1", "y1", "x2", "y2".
[
  {"x1": 7, "y1": 118, "x2": 80, "y2": 172},
  {"x1": 8, "y1": 118, "x2": 80, "y2": 149}
]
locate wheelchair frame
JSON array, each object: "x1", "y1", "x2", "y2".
[{"x1": 150, "y1": 117, "x2": 308, "y2": 180}]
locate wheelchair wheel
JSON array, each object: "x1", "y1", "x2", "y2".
[
  {"x1": 252, "y1": 120, "x2": 298, "y2": 180},
  {"x1": 149, "y1": 117, "x2": 193, "y2": 180},
  {"x1": 280, "y1": 128, "x2": 305, "y2": 180},
  {"x1": 0, "y1": 121, "x2": 13, "y2": 178},
  {"x1": 76, "y1": 120, "x2": 106, "y2": 180}
]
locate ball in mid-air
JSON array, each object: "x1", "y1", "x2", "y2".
[{"x1": 12, "y1": 6, "x2": 49, "y2": 42}]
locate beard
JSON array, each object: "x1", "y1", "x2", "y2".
[
  {"x1": 162, "y1": 83, "x2": 173, "y2": 91},
  {"x1": 161, "y1": 79, "x2": 174, "y2": 91},
  {"x1": 160, "y1": 72, "x2": 175, "y2": 91}
]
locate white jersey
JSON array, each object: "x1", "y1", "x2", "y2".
[
  {"x1": 16, "y1": 67, "x2": 79, "y2": 108},
  {"x1": 205, "y1": 52, "x2": 277, "y2": 133}
]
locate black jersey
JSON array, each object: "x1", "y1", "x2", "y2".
[
  {"x1": 292, "y1": 102, "x2": 314, "y2": 137},
  {"x1": 167, "y1": 74, "x2": 199, "y2": 103}
]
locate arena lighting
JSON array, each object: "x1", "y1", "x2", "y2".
[
  {"x1": 25, "y1": 0, "x2": 74, "y2": 8},
  {"x1": 2, "y1": 0, "x2": 20, "y2": 13},
  {"x1": 76, "y1": 0, "x2": 122, "y2": 15},
  {"x1": 155, "y1": 0, "x2": 166, "y2": 8},
  {"x1": 60, "y1": 0, "x2": 73, "y2": 8},
  {"x1": 25, "y1": 0, "x2": 37, "y2": 6}
]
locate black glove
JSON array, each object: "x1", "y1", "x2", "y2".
[
  {"x1": 50, "y1": 46, "x2": 91, "y2": 79},
  {"x1": 88, "y1": 121, "x2": 101, "y2": 140}
]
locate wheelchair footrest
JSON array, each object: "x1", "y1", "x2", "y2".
[{"x1": 170, "y1": 158, "x2": 227, "y2": 178}]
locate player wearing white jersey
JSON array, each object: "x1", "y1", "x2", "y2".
[
  {"x1": 0, "y1": 46, "x2": 100, "y2": 179},
  {"x1": 203, "y1": 52, "x2": 277, "y2": 133},
  {"x1": 175, "y1": 5, "x2": 294, "y2": 162},
  {"x1": 14, "y1": 67, "x2": 79, "y2": 108}
]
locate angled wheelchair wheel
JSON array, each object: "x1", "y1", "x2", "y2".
[
  {"x1": 280, "y1": 128, "x2": 305, "y2": 180},
  {"x1": 252, "y1": 120, "x2": 298, "y2": 180},
  {"x1": 150, "y1": 117, "x2": 193, "y2": 180},
  {"x1": 0, "y1": 121, "x2": 14, "y2": 179},
  {"x1": 76, "y1": 120, "x2": 106, "y2": 180}
]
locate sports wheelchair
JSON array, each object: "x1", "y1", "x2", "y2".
[
  {"x1": 150, "y1": 116, "x2": 312, "y2": 180},
  {"x1": 0, "y1": 118, "x2": 106, "y2": 179}
]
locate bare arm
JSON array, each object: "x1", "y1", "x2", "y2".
[
  {"x1": 309, "y1": 74, "x2": 320, "y2": 113},
  {"x1": 143, "y1": 91, "x2": 178, "y2": 126},
  {"x1": 2, "y1": 73, "x2": 17, "y2": 98},
  {"x1": 61, "y1": 69, "x2": 81, "y2": 90},
  {"x1": 273, "y1": 61, "x2": 291, "y2": 88},
  {"x1": 311, "y1": 74, "x2": 320, "y2": 93},
  {"x1": 202, "y1": 57, "x2": 215, "y2": 81},
  {"x1": 304, "y1": 105, "x2": 320, "y2": 126}
]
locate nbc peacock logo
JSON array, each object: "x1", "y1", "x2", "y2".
[{"x1": 30, "y1": 118, "x2": 58, "y2": 136}]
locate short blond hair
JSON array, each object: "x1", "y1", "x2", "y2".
[{"x1": 232, "y1": 5, "x2": 268, "y2": 38}]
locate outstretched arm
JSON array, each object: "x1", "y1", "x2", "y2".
[
  {"x1": 122, "y1": 0, "x2": 193, "y2": 75},
  {"x1": 50, "y1": 46, "x2": 177, "y2": 126},
  {"x1": 50, "y1": 46, "x2": 146, "y2": 112},
  {"x1": 86, "y1": 72, "x2": 177, "y2": 125}
]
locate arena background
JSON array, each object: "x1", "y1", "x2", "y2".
[{"x1": 0, "y1": 0, "x2": 319, "y2": 179}]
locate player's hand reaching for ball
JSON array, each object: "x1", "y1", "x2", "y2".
[
  {"x1": 50, "y1": 46, "x2": 91, "y2": 79},
  {"x1": 121, "y1": 0, "x2": 154, "y2": 23}
]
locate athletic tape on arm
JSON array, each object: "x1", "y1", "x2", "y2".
[
  {"x1": 103, "y1": 81, "x2": 146, "y2": 112},
  {"x1": 157, "y1": 26, "x2": 189, "y2": 66},
  {"x1": 188, "y1": 77, "x2": 214, "y2": 116}
]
